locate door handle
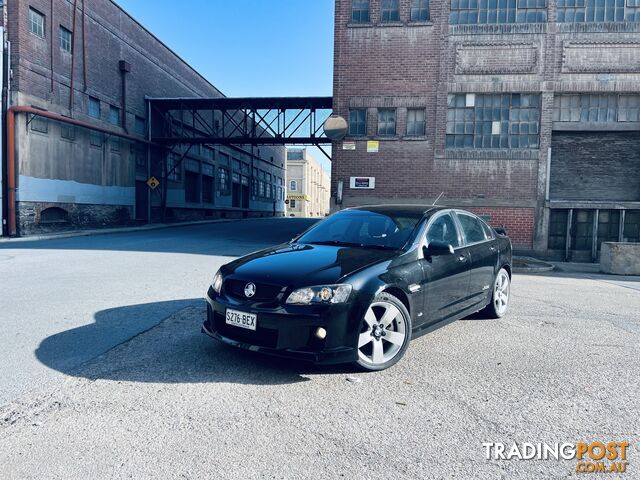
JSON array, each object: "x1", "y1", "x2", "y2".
[{"x1": 458, "y1": 255, "x2": 467, "y2": 262}]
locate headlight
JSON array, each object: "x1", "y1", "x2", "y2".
[
  {"x1": 285, "y1": 284, "x2": 352, "y2": 305},
  {"x1": 211, "y1": 270, "x2": 223, "y2": 294}
]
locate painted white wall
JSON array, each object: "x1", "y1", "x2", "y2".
[{"x1": 18, "y1": 175, "x2": 134, "y2": 206}]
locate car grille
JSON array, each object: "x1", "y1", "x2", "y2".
[
  {"x1": 213, "y1": 310, "x2": 278, "y2": 348},
  {"x1": 224, "y1": 279, "x2": 283, "y2": 302}
]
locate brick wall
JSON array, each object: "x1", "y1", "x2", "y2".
[
  {"x1": 467, "y1": 207, "x2": 535, "y2": 250},
  {"x1": 332, "y1": 0, "x2": 640, "y2": 254}
]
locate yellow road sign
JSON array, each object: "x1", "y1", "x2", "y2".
[
  {"x1": 147, "y1": 176, "x2": 160, "y2": 190},
  {"x1": 287, "y1": 193, "x2": 309, "y2": 201}
]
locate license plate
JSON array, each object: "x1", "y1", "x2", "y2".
[{"x1": 225, "y1": 309, "x2": 257, "y2": 331}]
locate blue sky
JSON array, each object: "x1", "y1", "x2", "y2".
[{"x1": 117, "y1": 0, "x2": 334, "y2": 171}]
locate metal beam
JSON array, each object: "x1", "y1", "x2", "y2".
[{"x1": 148, "y1": 96, "x2": 334, "y2": 147}]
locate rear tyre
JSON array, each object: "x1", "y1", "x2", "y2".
[
  {"x1": 355, "y1": 292, "x2": 412, "y2": 371},
  {"x1": 481, "y1": 268, "x2": 511, "y2": 319}
]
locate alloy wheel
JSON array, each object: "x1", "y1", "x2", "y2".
[
  {"x1": 494, "y1": 270, "x2": 510, "y2": 316},
  {"x1": 357, "y1": 300, "x2": 407, "y2": 366}
]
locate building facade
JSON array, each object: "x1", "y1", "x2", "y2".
[
  {"x1": 332, "y1": 0, "x2": 640, "y2": 260},
  {"x1": 286, "y1": 148, "x2": 330, "y2": 218},
  {"x1": 0, "y1": 0, "x2": 285, "y2": 236}
]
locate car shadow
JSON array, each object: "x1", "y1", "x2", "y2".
[{"x1": 35, "y1": 299, "x2": 357, "y2": 386}]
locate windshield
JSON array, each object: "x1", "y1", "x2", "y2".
[{"x1": 296, "y1": 210, "x2": 423, "y2": 250}]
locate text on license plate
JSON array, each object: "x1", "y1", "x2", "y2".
[{"x1": 225, "y1": 309, "x2": 257, "y2": 331}]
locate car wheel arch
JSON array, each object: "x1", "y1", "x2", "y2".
[
  {"x1": 379, "y1": 286, "x2": 410, "y2": 315},
  {"x1": 502, "y1": 264, "x2": 512, "y2": 278}
]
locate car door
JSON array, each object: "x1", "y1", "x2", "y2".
[
  {"x1": 454, "y1": 211, "x2": 497, "y2": 309},
  {"x1": 419, "y1": 211, "x2": 472, "y2": 325}
]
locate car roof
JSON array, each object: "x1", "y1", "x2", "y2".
[{"x1": 347, "y1": 204, "x2": 448, "y2": 217}]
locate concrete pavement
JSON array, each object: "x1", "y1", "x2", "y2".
[
  {"x1": 0, "y1": 218, "x2": 638, "y2": 478},
  {"x1": 0, "y1": 270, "x2": 638, "y2": 479},
  {"x1": 0, "y1": 218, "x2": 316, "y2": 405}
]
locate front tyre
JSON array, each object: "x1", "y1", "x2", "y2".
[
  {"x1": 482, "y1": 268, "x2": 511, "y2": 319},
  {"x1": 355, "y1": 292, "x2": 412, "y2": 371}
]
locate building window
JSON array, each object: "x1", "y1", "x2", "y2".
[
  {"x1": 377, "y1": 109, "x2": 397, "y2": 136},
  {"x1": 557, "y1": 0, "x2": 640, "y2": 22},
  {"x1": 406, "y1": 108, "x2": 426, "y2": 136},
  {"x1": 553, "y1": 94, "x2": 640, "y2": 123},
  {"x1": 88, "y1": 97, "x2": 101, "y2": 119},
  {"x1": 411, "y1": 0, "x2": 430, "y2": 21},
  {"x1": 110, "y1": 138, "x2": 120, "y2": 153},
  {"x1": 450, "y1": 0, "x2": 547, "y2": 25},
  {"x1": 29, "y1": 115, "x2": 48, "y2": 134},
  {"x1": 202, "y1": 175, "x2": 214, "y2": 204},
  {"x1": 185, "y1": 171, "x2": 200, "y2": 203},
  {"x1": 548, "y1": 210, "x2": 568, "y2": 250},
  {"x1": 290, "y1": 199, "x2": 296, "y2": 209},
  {"x1": 218, "y1": 167, "x2": 229, "y2": 194},
  {"x1": 29, "y1": 8, "x2": 45, "y2": 38},
  {"x1": 290, "y1": 180, "x2": 297, "y2": 191},
  {"x1": 624, "y1": 210, "x2": 640, "y2": 243},
  {"x1": 135, "y1": 144, "x2": 146, "y2": 170},
  {"x1": 134, "y1": 116, "x2": 146, "y2": 136},
  {"x1": 349, "y1": 109, "x2": 367, "y2": 136},
  {"x1": 446, "y1": 93, "x2": 541, "y2": 149},
  {"x1": 89, "y1": 131, "x2": 103, "y2": 147},
  {"x1": 59, "y1": 26, "x2": 72, "y2": 53},
  {"x1": 109, "y1": 106, "x2": 121, "y2": 126},
  {"x1": 167, "y1": 154, "x2": 182, "y2": 182},
  {"x1": 61, "y1": 124, "x2": 75, "y2": 140},
  {"x1": 351, "y1": 0, "x2": 370, "y2": 23},
  {"x1": 381, "y1": 0, "x2": 400, "y2": 22}
]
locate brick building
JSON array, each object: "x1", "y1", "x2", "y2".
[
  {"x1": 286, "y1": 148, "x2": 330, "y2": 218},
  {"x1": 0, "y1": 0, "x2": 285, "y2": 236},
  {"x1": 332, "y1": 0, "x2": 640, "y2": 260}
]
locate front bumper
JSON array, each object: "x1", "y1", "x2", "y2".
[{"x1": 202, "y1": 287, "x2": 362, "y2": 365}]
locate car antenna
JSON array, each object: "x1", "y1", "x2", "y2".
[{"x1": 432, "y1": 192, "x2": 444, "y2": 206}]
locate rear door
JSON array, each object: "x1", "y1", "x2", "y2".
[
  {"x1": 454, "y1": 211, "x2": 497, "y2": 309},
  {"x1": 420, "y1": 211, "x2": 471, "y2": 324}
]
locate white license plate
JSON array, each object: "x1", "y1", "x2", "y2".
[{"x1": 225, "y1": 309, "x2": 257, "y2": 331}]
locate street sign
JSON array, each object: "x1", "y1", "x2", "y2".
[
  {"x1": 147, "y1": 176, "x2": 160, "y2": 190},
  {"x1": 350, "y1": 177, "x2": 376, "y2": 189},
  {"x1": 287, "y1": 193, "x2": 309, "y2": 201}
]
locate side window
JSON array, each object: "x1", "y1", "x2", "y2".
[
  {"x1": 457, "y1": 213, "x2": 487, "y2": 244},
  {"x1": 480, "y1": 219, "x2": 494, "y2": 240},
  {"x1": 426, "y1": 213, "x2": 460, "y2": 248}
]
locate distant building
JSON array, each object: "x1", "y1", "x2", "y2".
[
  {"x1": 332, "y1": 0, "x2": 640, "y2": 261},
  {"x1": 286, "y1": 149, "x2": 330, "y2": 218},
  {"x1": 0, "y1": 0, "x2": 285, "y2": 236}
]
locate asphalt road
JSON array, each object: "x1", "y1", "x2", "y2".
[
  {"x1": 0, "y1": 218, "x2": 316, "y2": 406},
  {"x1": 1, "y1": 219, "x2": 639, "y2": 479}
]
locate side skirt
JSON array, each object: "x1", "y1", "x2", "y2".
[{"x1": 410, "y1": 301, "x2": 490, "y2": 340}]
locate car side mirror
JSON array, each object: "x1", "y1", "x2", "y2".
[{"x1": 423, "y1": 241, "x2": 454, "y2": 258}]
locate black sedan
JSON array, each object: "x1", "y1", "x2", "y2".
[{"x1": 203, "y1": 206, "x2": 512, "y2": 371}]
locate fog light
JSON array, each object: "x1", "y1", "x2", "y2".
[{"x1": 315, "y1": 327, "x2": 327, "y2": 340}]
